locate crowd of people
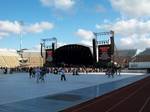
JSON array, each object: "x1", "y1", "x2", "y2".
[
  {"x1": 105, "y1": 66, "x2": 121, "y2": 78},
  {"x1": 0, "y1": 67, "x2": 15, "y2": 74},
  {"x1": 28, "y1": 67, "x2": 67, "y2": 83},
  {"x1": 0, "y1": 65, "x2": 122, "y2": 83}
]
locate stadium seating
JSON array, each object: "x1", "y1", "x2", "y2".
[
  {"x1": 22, "y1": 52, "x2": 43, "y2": 67},
  {"x1": 0, "y1": 52, "x2": 20, "y2": 68},
  {"x1": 113, "y1": 49, "x2": 137, "y2": 67},
  {"x1": 131, "y1": 48, "x2": 150, "y2": 62},
  {"x1": 114, "y1": 49, "x2": 150, "y2": 67}
]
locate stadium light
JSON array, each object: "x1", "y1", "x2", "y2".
[{"x1": 18, "y1": 21, "x2": 24, "y2": 51}]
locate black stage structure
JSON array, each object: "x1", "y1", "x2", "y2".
[
  {"x1": 41, "y1": 31, "x2": 115, "y2": 67},
  {"x1": 53, "y1": 44, "x2": 93, "y2": 66}
]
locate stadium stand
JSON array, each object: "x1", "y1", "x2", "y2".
[
  {"x1": 0, "y1": 52, "x2": 20, "y2": 68},
  {"x1": 116, "y1": 49, "x2": 137, "y2": 57},
  {"x1": 0, "y1": 51, "x2": 43, "y2": 68},
  {"x1": 22, "y1": 51, "x2": 43, "y2": 67},
  {"x1": 131, "y1": 48, "x2": 150, "y2": 62},
  {"x1": 137, "y1": 48, "x2": 150, "y2": 56},
  {"x1": 113, "y1": 49, "x2": 137, "y2": 67}
]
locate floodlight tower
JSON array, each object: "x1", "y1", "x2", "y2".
[
  {"x1": 19, "y1": 21, "x2": 24, "y2": 52},
  {"x1": 17, "y1": 21, "x2": 24, "y2": 58}
]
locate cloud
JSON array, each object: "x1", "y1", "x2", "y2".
[
  {"x1": 0, "y1": 20, "x2": 54, "y2": 39},
  {"x1": 26, "y1": 22, "x2": 54, "y2": 33},
  {"x1": 0, "y1": 20, "x2": 22, "y2": 34},
  {"x1": 110, "y1": 0, "x2": 150, "y2": 17},
  {"x1": 57, "y1": 42, "x2": 66, "y2": 48},
  {"x1": 40, "y1": 0, "x2": 75, "y2": 11},
  {"x1": 75, "y1": 29, "x2": 95, "y2": 46},
  {"x1": 80, "y1": 40, "x2": 92, "y2": 46},
  {"x1": 76, "y1": 29, "x2": 94, "y2": 40},
  {"x1": 120, "y1": 35, "x2": 150, "y2": 49},
  {"x1": 96, "y1": 19, "x2": 150, "y2": 49}
]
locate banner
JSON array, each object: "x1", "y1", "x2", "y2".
[
  {"x1": 98, "y1": 45, "x2": 111, "y2": 62},
  {"x1": 46, "y1": 49, "x2": 53, "y2": 62}
]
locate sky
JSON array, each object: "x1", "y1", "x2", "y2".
[{"x1": 0, "y1": 0, "x2": 150, "y2": 51}]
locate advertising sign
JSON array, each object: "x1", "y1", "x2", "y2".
[
  {"x1": 98, "y1": 45, "x2": 111, "y2": 62},
  {"x1": 46, "y1": 49, "x2": 53, "y2": 62}
]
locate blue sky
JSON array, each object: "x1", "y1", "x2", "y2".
[{"x1": 0, "y1": 0, "x2": 150, "y2": 51}]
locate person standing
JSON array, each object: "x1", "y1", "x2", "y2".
[
  {"x1": 35, "y1": 67, "x2": 41, "y2": 83},
  {"x1": 118, "y1": 66, "x2": 121, "y2": 75},
  {"x1": 60, "y1": 68, "x2": 66, "y2": 81},
  {"x1": 29, "y1": 67, "x2": 33, "y2": 78},
  {"x1": 40, "y1": 67, "x2": 46, "y2": 82}
]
